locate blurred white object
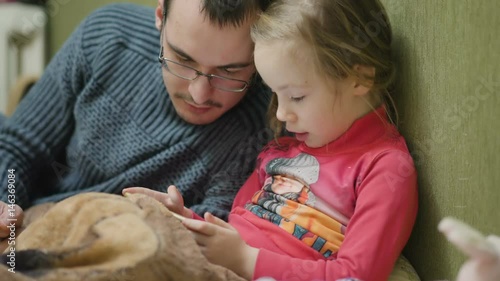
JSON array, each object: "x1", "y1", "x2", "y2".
[
  {"x1": 439, "y1": 217, "x2": 500, "y2": 281},
  {"x1": 0, "y1": 2, "x2": 46, "y2": 115}
]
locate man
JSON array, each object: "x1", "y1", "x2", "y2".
[{"x1": 0, "y1": 0, "x2": 273, "y2": 238}]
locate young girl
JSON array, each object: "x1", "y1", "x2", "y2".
[{"x1": 124, "y1": 0, "x2": 418, "y2": 280}]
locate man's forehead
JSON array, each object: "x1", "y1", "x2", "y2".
[{"x1": 164, "y1": 14, "x2": 255, "y2": 68}]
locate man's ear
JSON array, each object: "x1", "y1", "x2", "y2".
[
  {"x1": 352, "y1": 64, "x2": 375, "y2": 97},
  {"x1": 155, "y1": 0, "x2": 165, "y2": 31}
]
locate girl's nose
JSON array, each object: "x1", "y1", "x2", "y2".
[{"x1": 276, "y1": 103, "x2": 297, "y2": 123}]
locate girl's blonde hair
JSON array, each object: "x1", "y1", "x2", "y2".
[{"x1": 251, "y1": 0, "x2": 397, "y2": 138}]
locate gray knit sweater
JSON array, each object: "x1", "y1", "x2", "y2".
[{"x1": 0, "y1": 4, "x2": 271, "y2": 219}]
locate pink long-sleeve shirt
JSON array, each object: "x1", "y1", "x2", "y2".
[{"x1": 229, "y1": 107, "x2": 418, "y2": 281}]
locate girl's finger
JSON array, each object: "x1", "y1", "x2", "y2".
[
  {"x1": 183, "y1": 218, "x2": 217, "y2": 236},
  {"x1": 204, "y1": 212, "x2": 235, "y2": 231},
  {"x1": 123, "y1": 187, "x2": 170, "y2": 205},
  {"x1": 191, "y1": 232, "x2": 210, "y2": 247}
]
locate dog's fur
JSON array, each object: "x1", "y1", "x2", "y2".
[{"x1": 0, "y1": 192, "x2": 244, "y2": 281}]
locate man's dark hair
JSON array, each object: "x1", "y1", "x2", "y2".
[{"x1": 163, "y1": 0, "x2": 273, "y2": 27}]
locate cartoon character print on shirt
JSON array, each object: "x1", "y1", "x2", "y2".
[{"x1": 246, "y1": 153, "x2": 345, "y2": 259}]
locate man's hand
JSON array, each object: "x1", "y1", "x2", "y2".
[
  {"x1": 182, "y1": 212, "x2": 259, "y2": 280},
  {"x1": 0, "y1": 201, "x2": 24, "y2": 238},
  {"x1": 122, "y1": 185, "x2": 193, "y2": 218}
]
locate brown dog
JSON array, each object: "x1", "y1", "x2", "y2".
[{"x1": 0, "y1": 192, "x2": 244, "y2": 281}]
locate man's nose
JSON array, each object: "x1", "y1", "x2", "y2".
[{"x1": 188, "y1": 75, "x2": 213, "y2": 105}]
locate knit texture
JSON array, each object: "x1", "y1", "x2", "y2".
[{"x1": 0, "y1": 4, "x2": 271, "y2": 220}]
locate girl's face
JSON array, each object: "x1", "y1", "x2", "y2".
[{"x1": 254, "y1": 41, "x2": 372, "y2": 148}]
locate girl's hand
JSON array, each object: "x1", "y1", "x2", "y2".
[
  {"x1": 183, "y1": 212, "x2": 259, "y2": 280},
  {"x1": 122, "y1": 185, "x2": 193, "y2": 218}
]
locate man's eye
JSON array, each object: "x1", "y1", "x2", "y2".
[
  {"x1": 222, "y1": 68, "x2": 240, "y2": 75},
  {"x1": 176, "y1": 56, "x2": 191, "y2": 62}
]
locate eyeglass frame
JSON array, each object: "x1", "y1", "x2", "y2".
[
  {"x1": 158, "y1": 48, "x2": 251, "y2": 93},
  {"x1": 157, "y1": 12, "x2": 253, "y2": 93}
]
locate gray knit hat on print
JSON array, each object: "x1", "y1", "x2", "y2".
[{"x1": 265, "y1": 153, "x2": 320, "y2": 185}]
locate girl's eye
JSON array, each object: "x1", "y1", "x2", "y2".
[{"x1": 290, "y1": 96, "x2": 305, "y2": 102}]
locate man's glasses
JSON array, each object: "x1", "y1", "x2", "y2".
[{"x1": 158, "y1": 47, "x2": 251, "y2": 93}]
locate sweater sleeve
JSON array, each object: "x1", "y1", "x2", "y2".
[
  {"x1": 252, "y1": 150, "x2": 418, "y2": 281},
  {"x1": 188, "y1": 101, "x2": 271, "y2": 220},
  {"x1": 189, "y1": 141, "x2": 263, "y2": 221},
  {"x1": 0, "y1": 13, "x2": 91, "y2": 208}
]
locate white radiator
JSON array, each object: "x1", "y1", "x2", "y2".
[{"x1": 0, "y1": 2, "x2": 46, "y2": 115}]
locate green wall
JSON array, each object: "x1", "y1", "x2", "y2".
[
  {"x1": 47, "y1": 0, "x2": 500, "y2": 280},
  {"x1": 47, "y1": 0, "x2": 155, "y2": 58},
  {"x1": 381, "y1": 0, "x2": 500, "y2": 280}
]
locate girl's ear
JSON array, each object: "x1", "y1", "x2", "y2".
[
  {"x1": 352, "y1": 64, "x2": 376, "y2": 96},
  {"x1": 155, "y1": 0, "x2": 165, "y2": 31}
]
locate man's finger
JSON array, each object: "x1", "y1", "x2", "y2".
[
  {"x1": 0, "y1": 203, "x2": 23, "y2": 238},
  {"x1": 167, "y1": 185, "x2": 184, "y2": 206},
  {"x1": 0, "y1": 204, "x2": 8, "y2": 237},
  {"x1": 0, "y1": 225, "x2": 9, "y2": 238}
]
